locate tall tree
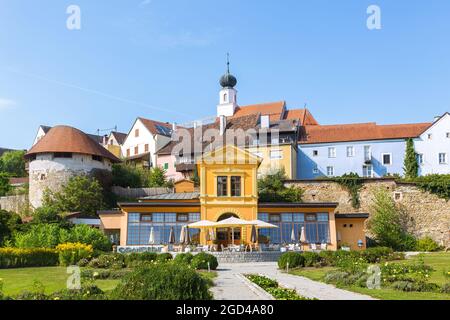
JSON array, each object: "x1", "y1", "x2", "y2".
[
  {"x1": 43, "y1": 175, "x2": 104, "y2": 216},
  {"x1": 367, "y1": 188, "x2": 416, "y2": 251},
  {"x1": 0, "y1": 150, "x2": 27, "y2": 177},
  {"x1": 403, "y1": 138, "x2": 418, "y2": 179}
]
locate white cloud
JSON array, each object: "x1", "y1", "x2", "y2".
[{"x1": 0, "y1": 98, "x2": 16, "y2": 110}]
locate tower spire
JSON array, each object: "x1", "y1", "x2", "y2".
[{"x1": 227, "y1": 52, "x2": 230, "y2": 74}]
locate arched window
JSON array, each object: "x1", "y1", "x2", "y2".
[{"x1": 223, "y1": 93, "x2": 228, "y2": 102}]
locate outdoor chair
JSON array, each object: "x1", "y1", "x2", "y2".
[
  {"x1": 221, "y1": 244, "x2": 230, "y2": 252},
  {"x1": 320, "y1": 243, "x2": 328, "y2": 250},
  {"x1": 184, "y1": 247, "x2": 191, "y2": 253},
  {"x1": 202, "y1": 245, "x2": 209, "y2": 252},
  {"x1": 310, "y1": 243, "x2": 318, "y2": 252}
]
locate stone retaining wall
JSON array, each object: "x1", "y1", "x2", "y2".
[
  {"x1": 0, "y1": 194, "x2": 28, "y2": 214},
  {"x1": 286, "y1": 179, "x2": 450, "y2": 246}
]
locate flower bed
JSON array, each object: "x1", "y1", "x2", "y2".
[{"x1": 245, "y1": 274, "x2": 311, "y2": 300}]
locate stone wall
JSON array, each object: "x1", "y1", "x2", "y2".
[
  {"x1": 286, "y1": 179, "x2": 450, "y2": 246},
  {"x1": 0, "y1": 194, "x2": 28, "y2": 214}
]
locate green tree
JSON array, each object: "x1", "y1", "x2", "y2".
[
  {"x1": 0, "y1": 150, "x2": 27, "y2": 177},
  {"x1": 258, "y1": 169, "x2": 303, "y2": 202},
  {"x1": 367, "y1": 188, "x2": 416, "y2": 251},
  {"x1": 0, "y1": 173, "x2": 11, "y2": 196},
  {"x1": 191, "y1": 165, "x2": 200, "y2": 187},
  {"x1": 0, "y1": 209, "x2": 22, "y2": 246},
  {"x1": 111, "y1": 164, "x2": 143, "y2": 188},
  {"x1": 43, "y1": 175, "x2": 104, "y2": 217},
  {"x1": 145, "y1": 166, "x2": 169, "y2": 188},
  {"x1": 403, "y1": 138, "x2": 418, "y2": 179}
]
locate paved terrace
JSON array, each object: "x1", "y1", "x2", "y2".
[{"x1": 211, "y1": 262, "x2": 376, "y2": 300}]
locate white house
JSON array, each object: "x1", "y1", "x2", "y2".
[
  {"x1": 414, "y1": 112, "x2": 450, "y2": 175},
  {"x1": 121, "y1": 117, "x2": 173, "y2": 167}
]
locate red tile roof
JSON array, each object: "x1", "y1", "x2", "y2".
[
  {"x1": 25, "y1": 126, "x2": 120, "y2": 162},
  {"x1": 138, "y1": 117, "x2": 173, "y2": 136},
  {"x1": 285, "y1": 109, "x2": 319, "y2": 125},
  {"x1": 299, "y1": 122, "x2": 432, "y2": 144},
  {"x1": 233, "y1": 101, "x2": 286, "y2": 121}
]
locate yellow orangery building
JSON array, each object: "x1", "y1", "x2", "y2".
[{"x1": 99, "y1": 146, "x2": 367, "y2": 251}]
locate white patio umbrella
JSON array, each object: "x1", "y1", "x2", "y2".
[
  {"x1": 290, "y1": 226, "x2": 296, "y2": 243},
  {"x1": 184, "y1": 226, "x2": 191, "y2": 245},
  {"x1": 148, "y1": 227, "x2": 155, "y2": 245},
  {"x1": 215, "y1": 217, "x2": 256, "y2": 245},
  {"x1": 187, "y1": 220, "x2": 218, "y2": 228},
  {"x1": 299, "y1": 226, "x2": 306, "y2": 250},
  {"x1": 180, "y1": 226, "x2": 186, "y2": 244},
  {"x1": 248, "y1": 220, "x2": 279, "y2": 229}
]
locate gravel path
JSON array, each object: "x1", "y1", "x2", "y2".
[{"x1": 212, "y1": 262, "x2": 376, "y2": 300}]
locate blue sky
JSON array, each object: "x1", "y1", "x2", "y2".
[{"x1": 1, "y1": 0, "x2": 450, "y2": 149}]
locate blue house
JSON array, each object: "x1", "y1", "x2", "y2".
[{"x1": 297, "y1": 122, "x2": 432, "y2": 179}]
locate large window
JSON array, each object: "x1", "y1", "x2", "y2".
[
  {"x1": 363, "y1": 165, "x2": 373, "y2": 178},
  {"x1": 258, "y1": 213, "x2": 330, "y2": 244},
  {"x1": 127, "y1": 212, "x2": 200, "y2": 245},
  {"x1": 328, "y1": 147, "x2": 336, "y2": 158},
  {"x1": 231, "y1": 176, "x2": 241, "y2": 197},
  {"x1": 217, "y1": 176, "x2": 228, "y2": 197}
]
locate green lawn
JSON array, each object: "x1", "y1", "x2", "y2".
[
  {"x1": 0, "y1": 267, "x2": 218, "y2": 297},
  {"x1": 0, "y1": 267, "x2": 118, "y2": 296},
  {"x1": 290, "y1": 252, "x2": 450, "y2": 300}
]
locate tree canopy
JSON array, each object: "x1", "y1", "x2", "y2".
[
  {"x1": 258, "y1": 169, "x2": 303, "y2": 202},
  {"x1": 403, "y1": 138, "x2": 419, "y2": 179},
  {"x1": 0, "y1": 150, "x2": 27, "y2": 177},
  {"x1": 43, "y1": 175, "x2": 104, "y2": 217}
]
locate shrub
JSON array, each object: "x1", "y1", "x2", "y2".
[
  {"x1": 174, "y1": 253, "x2": 194, "y2": 265},
  {"x1": 381, "y1": 258, "x2": 433, "y2": 283},
  {"x1": 0, "y1": 248, "x2": 58, "y2": 268},
  {"x1": 367, "y1": 188, "x2": 417, "y2": 251},
  {"x1": 81, "y1": 268, "x2": 131, "y2": 280},
  {"x1": 441, "y1": 283, "x2": 450, "y2": 294},
  {"x1": 111, "y1": 263, "x2": 212, "y2": 300},
  {"x1": 125, "y1": 252, "x2": 157, "y2": 267},
  {"x1": 14, "y1": 223, "x2": 111, "y2": 251},
  {"x1": 77, "y1": 258, "x2": 90, "y2": 267},
  {"x1": 416, "y1": 237, "x2": 440, "y2": 252},
  {"x1": 50, "y1": 284, "x2": 107, "y2": 300},
  {"x1": 191, "y1": 253, "x2": 218, "y2": 270},
  {"x1": 278, "y1": 252, "x2": 305, "y2": 269},
  {"x1": 359, "y1": 247, "x2": 393, "y2": 263},
  {"x1": 333, "y1": 251, "x2": 367, "y2": 273},
  {"x1": 56, "y1": 242, "x2": 93, "y2": 266},
  {"x1": 88, "y1": 253, "x2": 125, "y2": 269},
  {"x1": 14, "y1": 224, "x2": 61, "y2": 249},
  {"x1": 156, "y1": 252, "x2": 173, "y2": 263},
  {"x1": 246, "y1": 274, "x2": 278, "y2": 288},
  {"x1": 60, "y1": 224, "x2": 111, "y2": 252},
  {"x1": 318, "y1": 250, "x2": 335, "y2": 266},
  {"x1": 391, "y1": 280, "x2": 440, "y2": 292},
  {"x1": 324, "y1": 271, "x2": 350, "y2": 285},
  {"x1": 301, "y1": 252, "x2": 321, "y2": 267}
]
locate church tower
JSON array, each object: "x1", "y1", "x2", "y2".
[{"x1": 217, "y1": 54, "x2": 238, "y2": 117}]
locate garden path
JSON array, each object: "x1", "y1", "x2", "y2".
[{"x1": 213, "y1": 262, "x2": 376, "y2": 300}]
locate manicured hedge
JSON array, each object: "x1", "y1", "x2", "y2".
[
  {"x1": 111, "y1": 263, "x2": 212, "y2": 300},
  {"x1": 0, "y1": 248, "x2": 59, "y2": 268},
  {"x1": 277, "y1": 247, "x2": 402, "y2": 270},
  {"x1": 190, "y1": 253, "x2": 218, "y2": 270}
]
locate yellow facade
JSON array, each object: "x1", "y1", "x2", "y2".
[
  {"x1": 100, "y1": 145, "x2": 367, "y2": 250},
  {"x1": 199, "y1": 145, "x2": 260, "y2": 245},
  {"x1": 246, "y1": 144, "x2": 297, "y2": 179}
]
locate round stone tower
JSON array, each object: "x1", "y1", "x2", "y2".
[{"x1": 25, "y1": 125, "x2": 120, "y2": 209}]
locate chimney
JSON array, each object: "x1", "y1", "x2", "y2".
[
  {"x1": 172, "y1": 122, "x2": 177, "y2": 132},
  {"x1": 433, "y1": 115, "x2": 441, "y2": 123},
  {"x1": 102, "y1": 135, "x2": 108, "y2": 145},
  {"x1": 261, "y1": 115, "x2": 270, "y2": 129},
  {"x1": 219, "y1": 115, "x2": 227, "y2": 136}
]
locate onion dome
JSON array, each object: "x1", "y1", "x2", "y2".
[{"x1": 219, "y1": 53, "x2": 237, "y2": 88}]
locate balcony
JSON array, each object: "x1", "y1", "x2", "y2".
[{"x1": 175, "y1": 157, "x2": 195, "y2": 172}]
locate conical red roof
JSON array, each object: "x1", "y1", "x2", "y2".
[{"x1": 26, "y1": 125, "x2": 120, "y2": 162}]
